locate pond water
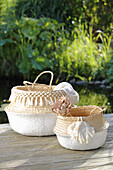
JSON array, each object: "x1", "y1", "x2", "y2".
[{"x1": 0, "y1": 79, "x2": 113, "y2": 124}]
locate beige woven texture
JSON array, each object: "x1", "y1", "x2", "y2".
[
  {"x1": 54, "y1": 105, "x2": 107, "y2": 135},
  {"x1": 5, "y1": 71, "x2": 66, "y2": 114}
]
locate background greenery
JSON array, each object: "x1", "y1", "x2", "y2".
[{"x1": 0, "y1": 0, "x2": 113, "y2": 85}]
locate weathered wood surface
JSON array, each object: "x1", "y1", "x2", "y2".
[{"x1": 0, "y1": 114, "x2": 113, "y2": 170}]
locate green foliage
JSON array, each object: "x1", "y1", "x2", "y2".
[
  {"x1": 82, "y1": 0, "x2": 113, "y2": 33},
  {"x1": 107, "y1": 55, "x2": 113, "y2": 87},
  {"x1": 0, "y1": 23, "x2": 19, "y2": 76},
  {"x1": 13, "y1": 0, "x2": 83, "y2": 32},
  {"x1": 76, "y1": 87, "x2": 112, "y2": 113},
  {"x1": 0, "y1": 15, "x2": 67, "y2": 79},
  {"x1": 0, "y1": 0, "x2": 112, "y2": 83},
  {"x1": 93, "y1": 32, "x2": 112, "y2": 80},
  {"x1": 2, "y1": 0, "x2": 112, "y2": 34},
  {"x1": 59, "y1": 25, "x2": 112, "y2": 81}
]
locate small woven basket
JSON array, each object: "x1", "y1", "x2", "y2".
[
  {"x1": 5, "y1": 71, "x2": 66, "y2": 136},
  {"x1": 54, "y1": 105, "x2": 109, "y2": 150}
]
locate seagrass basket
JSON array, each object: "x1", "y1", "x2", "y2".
[
  {"x1": 5, "y1": 71, "x2": 66, "y2": 136},
  {"x1": 54, "y1": 105, "x2": 109, "y2": 150}
]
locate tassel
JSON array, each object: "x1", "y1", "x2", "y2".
[
  {"x1": 30, "y1": 97, "x2": 34, "y2": 106},
  {"x1": 67, "y1": 117, "x2": 95, "y2": 144},
  {"x1": 22, "y1": 97, "x2": 26, "y2": 106},
  {"x1": 18, "y1": 96, "x2": 21, "y2": 105},
  {"x1": 45, "y1": 97, "x2": 49, "y2": 105},
  {"x1": 28, "y1": 97, "x2": 31, "y2": 106},
  {"x1": 35, "y1": 96, "x2": 38, "y2": 106},
  {"x1": 26, "y1": 97, "x2": 28, "y2": 106},
  {"x1": 16, "y1": 96, "x2": 19, "y2": 104},
  {"x1": 48, "y1": 96, "x2": 53, "y2": 105},
  {"x1": 52, "y1": 96, "x2": 55, "y2": 104},
  {"x1": 49, "y1": 96, "x2": 54, "y2": 105},
  {"x1": 39, "y1": 96, "x2": 43, "y2": 106},
  {"x1": 14, "y1": 96, "x2": 17, "y2": 103},
  {"x1": 54, "y1": 96, "x2": 57, "y2": 103}
]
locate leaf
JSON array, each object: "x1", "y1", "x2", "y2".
[
  {"x1": 32, "y1": 56, "x2": 50, "y2": 70},
  {"x1": 19, "y1": 62, "x2": 32, "y2": 73},
  {"x1": 28, "y1": 45, "x2": 33, "y2": 58},
  {"x1": 110, "y1": 82, "x2": 113, "y2": 87},
  {"x1": 0, "y1": 39, "x2": 13, "y2": 46},
  {"x1": 32, "y1": 60, "x2": 42, "y2": 70},
  {"x1": 108, "y1": 76, "x2": 113, "y2": 81},
  {"x1": 39, "y1": 31, "x2": 52, "y2": 40},
  {"x1": 45, "y1": 23, "x2": 55, "y2": 30},
  {"x1": 37, "y1": 22, "x2": 44, "y2": 26},
  {"x1": 21, "y1": 27, "x2": 40, "y2": 39},
  {"x1": 35, "y1": 40, "x2": 42, "y2": 46},
  {"x1": 21, "y1": 17, "x2": 38, "y2": 26},
  {"x1": 75, "y1": 74, "x2": 87, "y2": 81}
]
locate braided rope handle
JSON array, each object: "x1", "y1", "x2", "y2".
[
  {"x1": 23, "y1": 81, "x2": 33, "y2": 91},
  {"x1": 32, "y1": 71, "x2": 53, "y2": 88},
  {"x1": 23, "y1": 71, "x2": 53, "y2": 91},
  {"x1": 89, "y1": 106, "x2": 107, "y2": 116}
]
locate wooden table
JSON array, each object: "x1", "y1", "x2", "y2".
[{"x1": 0, "y1": 114, "x2": 113, "y2": 170}]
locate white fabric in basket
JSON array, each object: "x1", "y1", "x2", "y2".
[{"x1": 53, "y1": 82, "x2": 79, "y2": 105}]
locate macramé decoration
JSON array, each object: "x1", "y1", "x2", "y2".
[{"x1": 67, "y1": 117, "x2": 95, "y2": 144}]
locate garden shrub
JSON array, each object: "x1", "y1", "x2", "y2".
[
  {"x1": 82, "y1": 0, "x2": 113, "y2": 34},
  {"x1": 0, "y1": 0, "x2": 112, "y2": 84},
  {"x1": 107, "y1": 54, "x2": 113, "y2": 87},
  {"x1": 0, "y1": 16, "x2": 68, "y2": 79},
  {"x1": 58, "y1": 25, "x2": 112, "y2": 81},
  {"x1": 4, "y1": 0, "x2": 113, "y2": 34},
  {"x1": 0, "y1": 19, "x2": 20, "y2": 77},
  {"x1": 13, "y1": 0, "x2": 84, "y2": 32},
  {"x1": 16, "y1": 17, "x2": 68, "y2": 79}
]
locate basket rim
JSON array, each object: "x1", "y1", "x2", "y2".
[
  {"x1": 57, "y1": 105, "x2": 103, "y2": 118},
  {"x1": 11, "y1": 85, "x2": 64, "y2": 94}
]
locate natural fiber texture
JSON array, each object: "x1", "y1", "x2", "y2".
[
  {"x1": 54, "y1": 105, "x2": 108, "y2": 136},
  {"x1": 5, "y1": 103, "x2": 55, "y2": 114},
  {"x1": 5, "y1": 71, "x2": 66, "y2": 114},
  {"x1": 5, "y1": 86, "x2": 66, "y2": 114},
  {"x1": 4, "y1": 71, "x2": 67, "y2": 136}
]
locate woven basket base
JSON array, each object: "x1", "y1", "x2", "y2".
[
  {"x1": 56, "y1": 129, "x2": 107, "y2": 150},
  {"x1": 6, "y1": 111, "x2": 57, "y2": 136}
]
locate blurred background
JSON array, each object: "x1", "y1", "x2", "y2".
[{"x1": 0, "y1": 0, "x2": 113, "y2": 123}]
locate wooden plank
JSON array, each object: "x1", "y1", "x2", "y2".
[{"x1": 0, "y1": 114, "x2": 113, "y2": 170}]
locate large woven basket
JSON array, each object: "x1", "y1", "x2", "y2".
[
  {"x1": 54, "y1": 105, "x2": 109, "y2": 150},
  {"x1": 5, "y1": 71, "x2": 66, "y2": 136}
]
